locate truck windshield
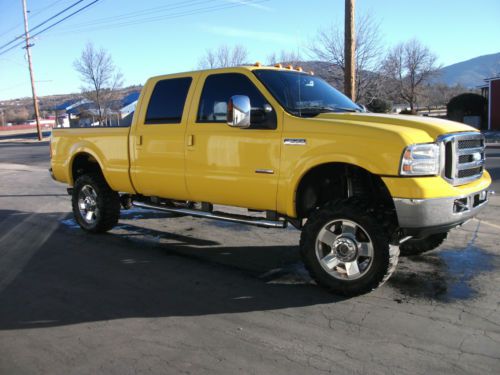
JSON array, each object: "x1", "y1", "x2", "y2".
[{"x1": 253, "y1": 69, "x2": 362, "y2": 117}]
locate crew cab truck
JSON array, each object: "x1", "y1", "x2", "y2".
[{"x1": 50, "y1": 65, "x2": 491, "y2": 296}]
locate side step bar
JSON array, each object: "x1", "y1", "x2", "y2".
[{"x1": 132, "y1": 201, "x2": 287, "y2": 228}]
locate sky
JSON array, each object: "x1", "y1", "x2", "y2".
[{"x1": 0, "y1": 0, "x2": 499, "y2": 101}]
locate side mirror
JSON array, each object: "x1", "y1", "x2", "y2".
[{"x1": 227, "y1": 95, "x2": 251, "y2": 128}]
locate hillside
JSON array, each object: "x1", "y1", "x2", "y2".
[
  {"x1": 0, "y1": 86, "x2": 143, "y2": 124},
  {"x1": 436, "y1": 52, "x2": 500, "y2": 88}
]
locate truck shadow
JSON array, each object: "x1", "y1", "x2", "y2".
[
  {"x1": 0, "y1": 209, "x2": 337, "y2": 331},
  {"x1": 0, "y1": 209, "x2": 495, "y2": 330}
]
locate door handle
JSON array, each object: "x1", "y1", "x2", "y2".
[
  {"x1": 137, "y1": 135, "x2": 143, "y2": 146},
  {"x1": 187, "y1": 134, "x2": 194, "y2": 146}
]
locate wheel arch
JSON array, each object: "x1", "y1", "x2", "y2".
[
  {"x1": 69, "y1": 150, "x2": 106, "y2": 186},
  {"x1": 293, "y1": 162, "x2": 395, "y2": 220}
]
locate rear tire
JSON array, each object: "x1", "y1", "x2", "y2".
[
  {"x1": 300, "y1": 198, "x2": 399, "y2": 296},
  {"x1": 72, "y1": 174, "x2": 120, "y2": 233},
  {"x1": 400, "y1": 232, "x2": 448, "y2": 256}
]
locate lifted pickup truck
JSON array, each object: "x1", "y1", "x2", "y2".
[{"x1": 50, "y1": 65, "x2": 491, "y2": 296}]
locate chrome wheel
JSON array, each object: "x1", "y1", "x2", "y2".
[
  {"x1": 77, "y1": 184, "x2": 99, "y2": 224},
  {"x1": 72, "y1": 174, "x2": 120, "y2": 233},
  {"x1": 315, "y1": 219, "x2": 374, "y2": 280}
]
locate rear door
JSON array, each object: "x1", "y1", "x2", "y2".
[{"x1": 130, "y1": 74, "x2": 196, "y2": 200}]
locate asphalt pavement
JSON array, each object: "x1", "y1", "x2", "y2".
[
  {"x1": 0, "y1": 137, "x2": 499, "y2": 374},
  {"x1": 0, "y1": 130, "x2": 51, "y2": 141}
]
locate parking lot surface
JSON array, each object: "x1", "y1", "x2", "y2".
[{"x1": 0, "y1": 138, "x2": 499, "y2": 374}]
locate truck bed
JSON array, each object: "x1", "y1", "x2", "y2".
[{"x1": 51, "y1": 127, "x2": 134, "y2": 193}]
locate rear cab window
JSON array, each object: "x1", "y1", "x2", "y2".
[{"x1": 145, "y1": 77, "x2": 192, "y2": 124}]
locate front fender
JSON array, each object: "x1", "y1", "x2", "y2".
[{"x1": 278, "y1": 152, "x2": 390, "y2": 217}]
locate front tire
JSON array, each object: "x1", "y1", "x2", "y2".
[
  {"x1": 300, "y1": 198, "x2": 399, "y2": 296},
  {"x1": 72, "y1": 174, "x2": 120, "y2": 233}
]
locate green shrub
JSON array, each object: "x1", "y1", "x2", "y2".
[
  {"x1": 447, "y1": 93, "x2": 487, "y2": 128},
  {"x1": 367, "y1": 98, "x2": 392, "y2": 113}
]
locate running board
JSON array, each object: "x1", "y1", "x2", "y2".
[{"x1": 132, "y1": 201, "x2": 287, "y2": 228}]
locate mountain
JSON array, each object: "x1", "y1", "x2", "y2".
[{"x1": 436, "y1": 52, "x2": 500, "y2": 88}]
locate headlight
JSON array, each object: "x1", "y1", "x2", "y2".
[{"x1": 400, "y1": 143, "x2": 440, "y2": 176}]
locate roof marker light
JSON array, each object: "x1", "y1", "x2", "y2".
[
  {"x1": 286, "y1": 64, "x2": 293, "y2": 70},
  {"x1": 296, "y1": 66, "x2": 303, "y2": 72},
  {"x1": 254, "y1": 61, "x2": 261, "y2": 67},
  {"x1": 274, "y1": 63, "x2": 282, "y2": 68}
]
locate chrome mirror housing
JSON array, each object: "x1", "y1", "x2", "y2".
[{"x1": 227, "y1": 95, "x2": 251, "y2": 128}]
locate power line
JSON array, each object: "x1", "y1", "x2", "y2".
[
  {"x1": 0, "y1": 0, "x2": 86, "y2": 52},
  {"x1": 63, "y1": 0, "x2": 211, "y2": 29},
  {"x1": 30, "y1": 0, "x2": 86, "y2": 34},
  {"x1": 0, "y1": 0, "x2": 70, "y2": 39},
  {"x1": 0, "y1": 0, "x2": 100, "y2": 57},
  {"x1": 30, "y1": 0, "x2": 70, "y2": 18},
  {"x1": 50, "y1": 0, "x2": 269, "y2": 36},
  {"x1": 30, "y1": 0, "x2": 99, "y2": 40},
  {"x1": 0, "y1": 0, "x2": 268, "y2": 57}
]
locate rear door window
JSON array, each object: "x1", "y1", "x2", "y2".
[{"x1": 145, "y1": 77, "x2": 192, "y2": 124}]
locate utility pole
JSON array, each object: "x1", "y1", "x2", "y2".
[
  {"x1": 21, "y1": 0, "x2": 43, "y2": 141},
  {"x1": 344, "y1": 0, "x2": 356, "y2": 101}
]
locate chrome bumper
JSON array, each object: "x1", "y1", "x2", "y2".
[{"x1": 394, "y1": 189, "x2": 489, "y2": 229}]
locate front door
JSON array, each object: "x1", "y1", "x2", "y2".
[{"x1": 185, "y1": 72, "x2": 282, "y2": 211}]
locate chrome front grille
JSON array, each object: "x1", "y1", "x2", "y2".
[{"x1": 440, "y1": 132, "x2": 485, "y2": 186}]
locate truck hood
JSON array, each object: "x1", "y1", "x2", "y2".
[{"x1": 315, "y1": 112, "x2": 477, "y2": 141}]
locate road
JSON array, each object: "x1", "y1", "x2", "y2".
[
  {"x1": 0, "y1": 130, "x2": 51, "y2": 141},
  {"x1": 0, "y1": 137, "x2": 499, "y2": 374},
  {"x1": 486, "y1": 144, "x2": 500, "y2": 193}
]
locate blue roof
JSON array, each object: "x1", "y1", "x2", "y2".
[
  {"x1": 121, "y1": 91, "x2": 140, "y2": 107},
  {"x1": 54, "y1": 90, "x2": 141, "y2": 113},
  {"x1": 54, "y1": 99, "x2": 80, "y2": 111},
  {"x1": 66, "y1": 102, "x2": 96, "y2": 115}
]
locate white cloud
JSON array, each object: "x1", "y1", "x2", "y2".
[
  {"x1": 224, "y1": 0, "x2": 273, "y2": 12},
  {"x1": 201, "y1": 25, "x2": 293, "y2": 44}
]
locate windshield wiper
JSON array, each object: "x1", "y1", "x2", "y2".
[
  {"x1": 296, "y1": 106, "x2": 361, "y2": 114},
  {"x1": 331, "y1": 107, "x2": 362, "y2": 113},
  {"x1": 296, "y1": 106, "x2": 337, "y2": 113}
]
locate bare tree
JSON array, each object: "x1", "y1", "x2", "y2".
[
  {"x1": 5, "y1": 107, "x2": 30, "y2": 123},
  {"x1": 309, "y1": 13, "x2": 384, "y2": 103},
  {"x1": 198, "y1": 45, "x2": 249, "y2": 69},
  {"x1": 267, "y1": 50, "x2": 302, "y2": 66},
  {"x1": 382, "y1": 39, "x2": 440, "y2": 111},
  {"x1": 420, "y1": 83, "x2": 468, "y2": 111},
  {"x1": 74, "y1": 43, "x2": 123, "y2": 125}
]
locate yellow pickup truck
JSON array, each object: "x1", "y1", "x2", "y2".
[{"x1": 50, "y1": 65, "x2": 491, "y2": 296}]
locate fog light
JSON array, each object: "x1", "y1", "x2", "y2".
[
  {"x1": 454, "y1": 198, "x2": 469, "y2": 213},
  {"x1": 479, "y1": 190, "x2": 487, "y2": 201}
]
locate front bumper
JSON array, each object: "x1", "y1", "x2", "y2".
[{"x1": 394, "y1": 189, "x2": 489, "y2": 235}]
